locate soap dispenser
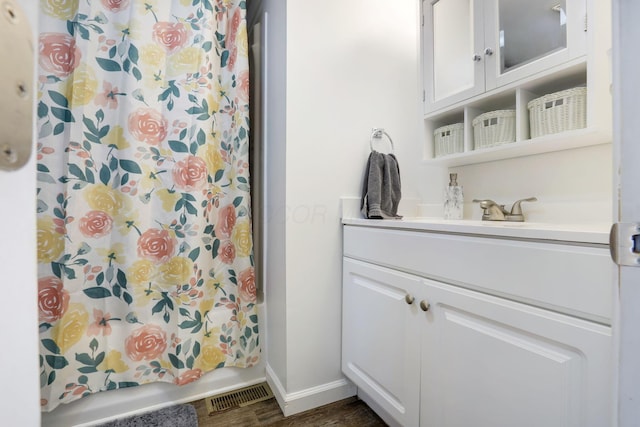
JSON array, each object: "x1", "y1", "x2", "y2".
[{"x1": 444, "y1": 173, "x2": 463, "y2": 220}]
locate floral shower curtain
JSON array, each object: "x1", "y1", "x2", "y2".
[{"x1": 36, "y1": 0, "x2": 258, "y2": 411}]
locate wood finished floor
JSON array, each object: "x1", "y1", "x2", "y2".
[{"x1": 191, "y1": 396, "x2": 388, "y2": 426}]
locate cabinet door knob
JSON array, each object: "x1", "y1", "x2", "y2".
[
  {"x1": 484, "y1": 47, "x2": 494, "y2": 56},
  {"x1": 473, "y1": 54, "x2": 482, "y2": 62},
  {"x1": 405, "y1": 294, "x2": 415, "y2": 305},
  {"x1": 420, "y1": 300, "x2": 431, "y2": 312}
]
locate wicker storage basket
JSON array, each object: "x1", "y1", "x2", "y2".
[
  {"x1": 528, "y1": 87, "x2": 587, "y2": 138},
  {"x1": 472, "y1": 110, "x2": 516, "y2": 149},
  {"x1": 434, "y1": 123, "x2": 464, "y2": 157}
]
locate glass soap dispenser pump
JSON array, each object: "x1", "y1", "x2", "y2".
[{"x1": 444, "y1": 173, "x2": 463, "y2": 220}]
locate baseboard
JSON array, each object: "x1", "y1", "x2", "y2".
[
  {"x1": 265, "y1": 364, "x2": 357, "y2": 417},
  {"x1": 358, "y1": 387, "x2": 402, "y2": 427}
]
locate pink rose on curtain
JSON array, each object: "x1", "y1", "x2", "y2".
[
  {"x1": 227, "y1": 8, "x2": 242, "y2": 47},
  {"x1": 128, "y1": 108, "x2": 168, "y2": 146},
  {"x1": 39, "y1": 33, "x2": 81, "y2": 77},
  {"x1": 174, "y1": 368, "x2": 203, "y2": 385},
  {"x1": 172, "y1": 156, "x2": 208, "y2": 191},
  {"x1": 137, "y1": 228, "x2": 176, "y2": 263},
  {"x1": 100, "y1": 0, "x2": 129, "y2": 12},
  {"x1": 38, "y1": 276, "x2": 70, "y2": 323},
  {"x1": 152, "y1": 22, "x2": 189, "y2": 53},
  {"x1": 238, "y1": 267, "x2": 256, "y2": 303},
  {"x1": 219, "y1": 240, "x2": 236, "y2": 264},
  {"x1": 125, "y1": 324, "x2": 167, "y2": 361},
  {"x1": 216, "y1": 204, "x2": 236, "y2": 239},
  {"x1": 237, "y1": 70, "x2": 250, "y2": 104},
  {"x1": 79, "y1": 210, "x2": 113, "y2": 238}
]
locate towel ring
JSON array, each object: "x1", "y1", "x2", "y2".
[{"x1": 370, "y1": 128, "x2": 395, "y2": 153}]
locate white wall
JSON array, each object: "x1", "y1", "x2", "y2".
[
  {"x1": 0, "y1": 0, "x2": 40, "y2": 425},
  {"x1": 261, "y1": 0, "x2": 428, "y2": 414}
]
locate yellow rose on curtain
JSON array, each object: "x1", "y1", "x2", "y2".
[
  {"x1": 158, "y1": 256, "x2": 193, "y2": 287},
  {"x1": 51, "y1": 303, "x2": 89, "y2": 353},
  {"x1": 98, "y1": 350, "x2": 129, "y2": 373},
  {"x1": 68, "y1": 65, "x2": 98, "y2": 107},
  {"x1": 41, "y1": 0, "x2": 79, "y2": 20},
  {"x1": 232, "y1": 220, "x2": 252, "y2": 257},
  {"x1": 37, "y1": 217, "x2": 65, "y2": 263},
  {"x1": 167, "y1": 47, "x2": 203, "y2": 77},
  {"x1": 84, "y1": 184, "x2": 125, "y2": 216}
]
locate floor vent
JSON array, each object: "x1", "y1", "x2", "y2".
[{"x1": 205, "y1": 382, "x2": 274, "y2": 415}]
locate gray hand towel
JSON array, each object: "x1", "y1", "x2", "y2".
[{"x1": 361, "y1": 151, "x2": 402, "y2": 219}]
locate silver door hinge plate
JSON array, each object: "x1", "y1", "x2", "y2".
[
  {"x1": 0, "y1": 0, "x2": 33, "y2": 171},
  {"x1": 610, "y1": 223, "x2": 640, "y2": 266}
]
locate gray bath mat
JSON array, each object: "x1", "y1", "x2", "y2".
[{"x1": 97, "y1": 403, "x2": 198, "y2": 427}]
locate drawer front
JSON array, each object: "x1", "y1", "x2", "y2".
[{"x1": 343, "y1": 226, "x2": 612, "y2": 323}]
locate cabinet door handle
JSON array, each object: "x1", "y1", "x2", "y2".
[
  {"x1": 420, "y1": 300, "x2": 431, "y2": 312},
  {"x1": 484, "y1": 47, "x2": 494, "y2": 56},
  {"x1": 473, "y1": 54, "x2": 482, "y2": 62},
  {"x1": 405, "y1": 294, "x2": 415, "y2": 305}
]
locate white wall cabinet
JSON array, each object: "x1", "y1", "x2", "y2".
[
  {"x1": 424, "y1": 0, "x2": 587, "y2": 113},
  {"x1": 421, "y1": 0, "x2": 611, "y2": 166},
  {"x1": 342, "y1": 225, "x2": 612, "y2": 427}
]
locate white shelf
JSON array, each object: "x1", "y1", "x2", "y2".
[{"x1": 424, "y1": 127, "x2": 611, "y2": 167}]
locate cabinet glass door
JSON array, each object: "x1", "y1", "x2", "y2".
[{"x1": 499, "y1": 0, "x2": 567, "y2": 73}]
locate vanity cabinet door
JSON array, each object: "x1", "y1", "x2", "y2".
[
  {"x1": 342, "y1": 258, "x2": 422, "y2": 427},
  {"x1": 420, "y1": 278, "x2": 612, "y2": 427}
]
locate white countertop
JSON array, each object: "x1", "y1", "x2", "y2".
[{"x1": 342, "y1": 217, "x2": 611, "y2": 245}]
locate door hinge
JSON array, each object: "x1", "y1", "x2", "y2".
[{"x1": 609, "y1": 223, "x2": 640, "y2": 266}]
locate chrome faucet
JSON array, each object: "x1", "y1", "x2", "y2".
[{"x1": 473, "y1": 197, "x2": 537, "y2": 222}]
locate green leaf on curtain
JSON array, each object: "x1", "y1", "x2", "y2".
[
  {"x1": 119, "y1": 159, "x2": 142, "y2": 174},
  {"x1": 186, "y1": 356, "x2": 194, "y2": 369},
  {"x1": 99, "y1": 164, "x2": 111, "y2": 185},
  {"x1": 214, "y1": 170, "x2": 224, "y2": 182},
  {"x1": 123, "y1": 59, "x2": 131, "y2": 72},
  {"x1": 109, "y1": 156, "x2": 119, "y2": 171},
  {"x1": 51, "y1": 262, "x2": 62, "y2": 279},
  {"x1": 249, "y1": 315, "x2": 258, "y2": 323},
  {"x1": 212, "y1": 239, "x2": 220, "y2": 257},
  {"x1": 82, "y1": 116, "x2": 98, "y2": 135},
  {"x1": 118, "y1": 382, "x2": 139, "y2": 389},
  {"x1": 196, "y1": 129, "x2": 206, "y2": 145},
  {"x1": 67, "y1": 20, "x2": 75, "y2": 36},
  {"x1": 45, "y1": 355, "x2": 68, "y2": 369},
  {"x1": 193, "y1": 342, "x2": 201, "y2": 358},
  {"x1": 188, "y1": 247, "x2": 200, "y2": 262},
  {"x1": 85, "y1": 168, "x2": 95, "y2": 184},
  {"x1": 96, "y1": 58, "x2": 122, "y2": 72},
  {"x1": 123, "y1": 292, "x2": 133, "y2": 305},
  {"x1": 38, "y1": 101, "x2": 49, "y2": 118},
  {"x1": 41, "y1": 339, "x2": 61, "y2": 355},
  {"x1": 83, "y1": 287, "x2": 112, "y2": 299},
  {"x1": 68, "y1": 164, "x2": 86, "y2": 181},
  {"x1": 233, "y1": 196, "x2": 243, "y2": 207},
  {"x1": 37, "y1": 163, "x2": 50, "y2": 173},
  {"x1": 48, "y1": 91, "x2": 69, "y2": 108},
  {"x1": 237, "y1": 176, "x2": 247, "y2": 184},
  {"x1": 51, "y1": 107, "x2": 74, "y2": 123},
  {"x1": 179, "y1": 308, "x2": 190, "y2": 317},
  {"x1": 169, "y1": 140, "x2": 188, "y2": 153},
  {"x1": 78, "y1": 375, "x2": 88, "y2": 385},
  {"x1": 96, "y1": 109, "x2": 105, "y2": 122},
  {"x1": 96, "y1": 272, "x2": 104, "y2": 286},
  {"x1": 90, "y1": 338, "x2": 99, "y2": 352},
  {"x1": 78, "y1": 366, "x2": 98, "y2": 374},
  {"x1": 47, "y1": 371, "x2": 56, "y2": 386},
  {"x1": 202, "y1": 41, "x2": 212, "y2": 52},
  {"x1": 132, "y1": 67, "x2": 142, "y2": 81},
  {"x1": 94, "y1": 352, "x2": 105, "y2": 366},
  {"x1": 75, "y1": 353, "x2": 94, "y2": 365},
  {"x1": 221, "y1": 50, "x2": 229, "y2": 67},
  {"x1": 117, "y1": 269, "x2": 127, "y2": 287},
  {"x1": 128, "y1": 44, "x2": 139, "y2": 64},
  {"x1": 168, "y1": 354, "x2": 185, "y2": 369},
  {"x1": 185, "y1": 202, "x2": 197, "y2": 215},
  {"x1": 78, "y1": 25, "x2": 90, "y2": 40},
  {"x1": 112, "y1": 284, "x2": 121, "y2": 297},
  {"x1": 152, "y1": 299, "x2": 166, "y2": 315}
]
